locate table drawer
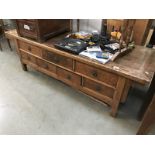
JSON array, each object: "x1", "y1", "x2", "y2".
[
  {"x1": 18, "y1": 41, "x2": 42, "y2": 57},
  {"x1": 21, "y1": 51, "x2": 37, "y2": 64},
  {"x1": 16, "y1": 20, "x2": 37, "y2": 39},
  {"x1": 37, "y1": 58, "x2": 56, "y2": 73},
  {"x1": 43, "y1": 50, "x2": 73, "y2": 70},
  {"x1": 75, "y1": 61, "x2": 118, "y2": 87},
  {"x1": 82, "y1": 78, "x2": 115, "y2": 99},
  {"x1": 57, "y1": 67, "x2": 81, "y2": 87},
  {"x1": 21, "y1": 50, "x2": 28, "y2": 59}
]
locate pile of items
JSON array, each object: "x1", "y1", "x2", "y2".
[{"x1": 54, "y1": 20, "x2": 136, "y2": 64}]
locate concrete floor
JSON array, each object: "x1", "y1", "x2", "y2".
[{"x1": 0, "y1": 40, "x2": 155, "y2": 135}]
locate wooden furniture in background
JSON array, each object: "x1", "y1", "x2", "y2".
[
  {"x1": 137, "y1": 93, "x2": 155, "y2": 135},
  {"x1": 106, "y1": 19, "x2": 124, "y2": 34},
  {"x1": 0, "y1": 19, "x2": 12, "y2": 51},
  {"x1": 133, "y1": 19, "x2": 153, "y2": 45},
  {"x1": 5, "y1": 30, "x2": 155, "y2": 117},
  {"x1": 16, "y1": 19, "x2": 71, "y2": 42},
  {"x1": 103, "y1": 19, "x2": 153, "y2": 45},
  {"x1": 104, "y1": 19, "x2": 136, "y2": 61}
]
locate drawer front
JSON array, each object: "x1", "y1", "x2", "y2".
[
  {"x1": 17, "y1": 20, "x2": 37, "y2": 38},
  {"x1": 57, "y1": 67, "x2": 81, "y2": 87},
  {"x1": 37, "y1": 59, "x2": 56, "y2": 73},
  {"x1": 21, "y1": 50, "x2": 28, "y2": 59},
  {"x1": 28, "y1": 54, "x2": 37, "y2": 64},
  {"x1": 82, "y1": 78, "x2": 115, "y2": 99},
  {"x1": 21, "y1": 51, "x2": 37, "y2": 64},
  {"x1": 43, "y1": 50, "x2": 73, "y2": 70},
  {"x1": 75, "y1": 62, "x2": 118, "y2": 87},
  {"x1": 18, "y1": 41, "x2": 42, "y2": 57}
]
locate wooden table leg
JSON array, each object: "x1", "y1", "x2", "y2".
[
  {"x1": 111, "y1": 77, "x2": 126, "y2": 117},
  {"x1": 137, "y1": 94, "x2": 155, "y2": 135},
  {"x1": 6, "y1": 38, "x2": 12, "y2": 51},
  {"x1": 138, "y1": 73, "x2": 155, "y2": 121},
  {"x1": 21, "y1": 63, "x2": 28, "y2": 71},
  {"x1": 120, "y1": 79, "x2": 132, "y2": 103}
]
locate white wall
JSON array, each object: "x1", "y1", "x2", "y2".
[{"x1": 73, "y1": 19, "x2": 102, "y2": 33}]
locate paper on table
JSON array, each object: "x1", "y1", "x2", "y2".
[{"x1": 79, "y1": 50, "x2": 112, "y2": 64}]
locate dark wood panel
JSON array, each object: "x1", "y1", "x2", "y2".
[
  {"x1": 16, "y1": 20, "x2": 37, "y2": 40},
  {"x1": 57, "y1": 67, "x2": 81, "y2": 88},
  {"x1": 82, "y1": 78, "x2": 115, "y2": 99},
  {"x1": 75, "y1": 61, "x2": 118, "y2": 87},
  {"x1": 16, "y1": 19, "x2": 71, "y2": 42},
  {"x1": 42, "y1": 50, "x2": 73, "y2": 70}
]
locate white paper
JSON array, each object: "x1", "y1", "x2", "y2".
[{"x1": 79, "y1": 50, "x2": 112, "y2": 64}]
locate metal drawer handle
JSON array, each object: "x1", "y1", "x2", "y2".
[
  {"x1": 92, "y1": 71, "x2": 98, "y2": 77},
  {"x1": 67, "y1": 75, "x2": 71, "y2": 80}
]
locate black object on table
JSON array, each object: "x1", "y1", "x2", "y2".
[{"x1": 54, "y1": 38, "x2": 87, "y2": 55}]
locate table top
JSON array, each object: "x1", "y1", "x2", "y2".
[{"x1": 5, "y1": 29, "x2": 155, "y2": 85}]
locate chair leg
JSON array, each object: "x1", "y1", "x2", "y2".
[
  {"x1": 0, "y1": 42, "x2": 2, "y2": 51},
  {"x1": 6, "y1": 38, "x2": 12, "y2": 51}
]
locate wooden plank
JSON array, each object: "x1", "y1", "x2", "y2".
[
  {"x1": 111, "y1": 77, "x2": 126, "y2": 117},
  {"x1": 120, "y1": 79, "x2": 132, "y2": 103}
]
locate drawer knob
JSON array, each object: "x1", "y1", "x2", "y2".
[
  {"x1": 67, "y1": 75, "x2": 71, "y2": 80},
  {"x1": 92, "y1": 71, "x2": 98, "y2": 77},
  {"x1": 28, "y1": 46, "x2": 31, "y2": 51}
]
